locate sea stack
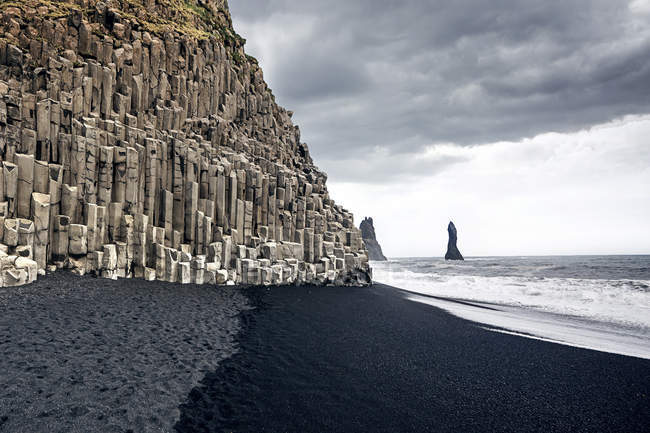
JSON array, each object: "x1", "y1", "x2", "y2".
[
  {"x1": 0, "y1": 0, "x2": 371, "y2": 287},
  {"x1": 445, "y1": 221, "x2": 464, "y2": 261},
  {"x1": 360, "y1": 217, "x2": 387, "y2": 261}
]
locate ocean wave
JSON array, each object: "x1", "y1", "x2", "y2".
[{"x1": 372, "y1": 263, "x2": 650, "y2": 330}]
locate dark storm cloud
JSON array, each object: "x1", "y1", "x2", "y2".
[{"x1": 229, "y1": 0, "x2": 650, "y2": 179}]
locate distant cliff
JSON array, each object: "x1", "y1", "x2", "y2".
[
  {"x1": 445, "y1": 221, "x2": 464, "y2": 261},
  {"x1": 360, "y1": 218, "x2": 387, "y2": 261}
]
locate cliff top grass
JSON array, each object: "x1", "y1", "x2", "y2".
[{"x1": 0, "y1": 0, "x2": 246, "y2": 44}]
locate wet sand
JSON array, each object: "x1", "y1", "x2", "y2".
[
  {"x1": 405, "y1": 290, "x2": 650, "y2": 360},
  {"x1": 176, "y1": 283, "x2": 650, "y2": 433},
  {"x1": 0, "y1": 273, "x2": 248, "y2": 433}
]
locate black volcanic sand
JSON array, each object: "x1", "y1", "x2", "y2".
[
  {"x1": 0, "y1": 272, "x2": 248, "y2": 433},
  {"x1": 176, "y1": 283, "x2": 650, "y2": 433}
]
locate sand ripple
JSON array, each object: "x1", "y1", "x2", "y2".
[{"x1": 0, "y1": 272, "x2": 248, "y2": 433}]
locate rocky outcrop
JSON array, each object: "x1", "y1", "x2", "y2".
[
  {"x1": 445, "y1": 221, "x2": 464, "y2": 261},
  {"x1": 359, "y1": 217, "x2": 386, "y2": 261},
  {"x1": 0, "y1": 0, "x2": 371, "y2": 287}
]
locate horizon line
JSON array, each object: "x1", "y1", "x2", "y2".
[{"x1": 379, "y1": 253, "x2": 650, "y2": 259}]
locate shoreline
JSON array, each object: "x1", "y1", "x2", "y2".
[
  {"x1": 401, "y1": 289, "x2": 650, "y2": 360},
  {"x1": 177, "y1": 282, "x2": 650, "y2": 432}
]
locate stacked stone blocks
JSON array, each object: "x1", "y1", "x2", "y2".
[{"x1": 0, "y1": 0, "x2": 371, "y2": 287}]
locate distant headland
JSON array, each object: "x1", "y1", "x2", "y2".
[{"x1": 360, "y1": 217, "x2": 387, "y2": 261}]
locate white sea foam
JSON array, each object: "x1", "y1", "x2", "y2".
[
  {"x1": 372, "y1": 260, "x2": 650, "y2": 331},
  {"x1": 405, "y1": 295, "x2": 650, "y2": 359},
  {"x1": 373, "y1": 257, "x2": 650, "y2": 358}
]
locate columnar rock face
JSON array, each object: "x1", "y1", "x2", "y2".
[
  {"x1": 359, "y1": 217, "x2": 387, "y2": 261},
  {"x1": 0, "y1": 0, "x2": 371, "y2": 287},
  {"x1": 445, "y1": 221, "x2": 464, "y2": 261}
]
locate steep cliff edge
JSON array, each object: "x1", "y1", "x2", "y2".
[
  {"x1": 0, "y1": 0, "x2": 371, "y2": 287},
  {"x1": 359, "y1": 217, "x2": 387, "y2": 261},
  {"x1": 445, "y1": 221, "x2": 464, "y2": 261}
]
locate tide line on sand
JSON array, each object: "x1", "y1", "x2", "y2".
[
  {"x1": 404, "y1": 292, "x2": 650, "y2": 360},
  {"x1": 175, "y1": 283, "x2": 650, "y2": 433}
]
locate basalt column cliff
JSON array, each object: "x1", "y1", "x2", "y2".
[{"x1": 0, "y1": 0, "x2": 371, "y2": 287}]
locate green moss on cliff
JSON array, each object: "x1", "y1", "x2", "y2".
[
  {"x1": 0, "y1": 0, "x2": 257, "y2": 84},
  {"x1": 0, "y1": 0, "x2": 84, "y2": 19},
  {"x1": 0, "y1": 0, "x2": 243, "y2": 43},
  {"x1": 119, "y1": 0, "x2": 229, "y2": 40}
]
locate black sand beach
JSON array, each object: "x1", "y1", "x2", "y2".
[
  {"x1": 176, "y1": 283, "x2": 650, "y2": 433},
  {"x1": 1, "y1": 278, "x2": 649, "y2": 432},
  {"x1": 0, "y1": 273, "x2": 248, "y2": 433}
]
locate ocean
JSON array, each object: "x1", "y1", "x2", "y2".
[{"x1": 372, "y1": 255, "x2": 650, "y2": 358}]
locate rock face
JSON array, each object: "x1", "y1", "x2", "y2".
[
  {"x1": 445, "y1": 221, "x2": 464, "y2": 261},
  {"x1": 0, "y1": 0, "x2": 371, "y2": 287},
  {"x1": 359, "y1": 217, "x2": 387, "y2": 261}
]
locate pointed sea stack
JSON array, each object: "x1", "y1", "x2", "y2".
[
  {"x1": 445, "y1": 221, "x2": 464, "y2": 261},
  {"x1": 360, "y1": 217, "x2": 387, "y2": 261},
  {"x1": 0, "y1": 0, "x2": 371, "y2": 287}
]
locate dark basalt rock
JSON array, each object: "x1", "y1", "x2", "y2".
[
  {"x1": 360, "y1": 217, "x2": 387, "y2": 261},
  {"x1": 445, "y1": 221, "x2": 464, "y2": 261}
]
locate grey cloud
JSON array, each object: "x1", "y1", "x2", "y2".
[
  {"x1": 318, "y1": 151, "x2": 469, "y2": 185},
  {"x1": 229, "y1": 0, "x2": 650, "y2": 180},
  {"x1": 273, "y1": 45, "x2": 370, "y2": 100}
]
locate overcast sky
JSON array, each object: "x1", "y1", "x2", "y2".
[{"x1": 230, "y1": 0, "x2": 650, "y2": 257}]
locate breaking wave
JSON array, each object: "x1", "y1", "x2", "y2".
[{"x1": 373, "y1": 256, "x2": 650, "y2": 331}]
